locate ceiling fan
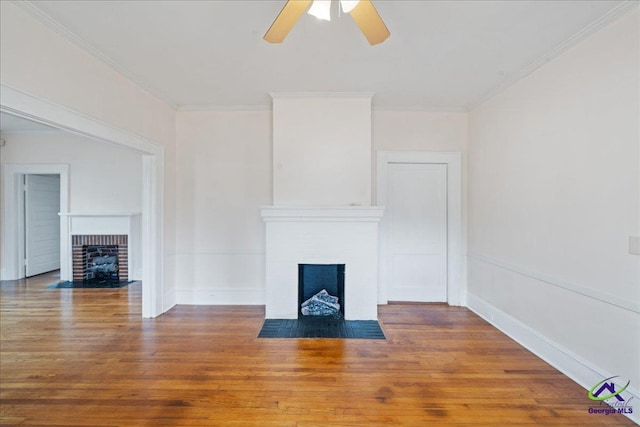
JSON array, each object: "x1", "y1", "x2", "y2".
[{"x1": 264, "y1": 0, "x2": 390, "y2": 45}]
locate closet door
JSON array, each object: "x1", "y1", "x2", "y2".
[{"x1": 386, "y1": 163, "x2": 447, "y2": 302}]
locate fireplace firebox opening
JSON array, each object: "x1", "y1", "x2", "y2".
[
  {"x1": 83, "y1": 245, "x2": 119, "y2": 284},
  {"x1": 298, "y1": 264, "x2": 345, "y2": 319}
]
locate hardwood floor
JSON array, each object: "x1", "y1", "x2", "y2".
[{"x1": 1, "y1": 272, "x2": 634, "y2": 426}]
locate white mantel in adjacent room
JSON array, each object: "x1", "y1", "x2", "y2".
[
  {"x1": 59, "y1": 212, "x2": 142, "y2": 281},
  {"x1": 262, "y1": 93, "x2": 383, "y2": 320}
]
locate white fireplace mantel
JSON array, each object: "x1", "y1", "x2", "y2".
[
  {"x1": 262, "y1": 94, "x2": 382, "y2": 320},
  {"x1": 261, "y1": 205, "x2": 384, "y2": 320},
  {"x1": 59, "y1": 212, "x2": 141, "y2": 281}
]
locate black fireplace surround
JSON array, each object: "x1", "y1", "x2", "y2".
[{"x1": 298, "y1": 264, "x2": 345, "y2": 318}]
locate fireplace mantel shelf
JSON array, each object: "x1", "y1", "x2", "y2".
[
  {"x1": 261, "y1": 206, "x2": 384, "y2": 222},
  {"x1": 59, "y1": 212, "x2": 142, "y2": 282}
]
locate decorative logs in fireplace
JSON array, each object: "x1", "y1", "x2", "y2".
[
  {"x1": 301, "y1": 289, "x2": 340, "y2": 316},
  {"x1": 84, "y1": 245, "x2": 119, "y2": 283},
  {"x1": 298, "y1": 264, "x2": 345, "y2": 318}
]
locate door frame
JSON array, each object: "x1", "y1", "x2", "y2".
[
  {"x1": 1, "y1": 83, "x2": 166, "y2": 318},
  {"x1": 3, "y1": 166, "x2": 68, "y2": 280},
  {"x1": 377, "y1": 151, "x2": 463, "y2": 306}
]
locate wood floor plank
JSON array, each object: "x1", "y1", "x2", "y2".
[{"x1": 1, "y1": 272, "x2": 635, "y2": 426}]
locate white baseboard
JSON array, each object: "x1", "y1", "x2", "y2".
[
  {"x1": 175, "y1": 288, "x2": 266, "y2": 305},
  {"x1": 163, "y1": 290, "x2": 176, "y2": 313},
  {"x1": 467, "y1": 292, "x2": 639, "y2": 425}
]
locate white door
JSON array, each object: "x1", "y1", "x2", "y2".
[
  {"x1": 25, "y1": 174, "x2": 61, "y2": 277},
  {"x1": 386, "y1": 163, "x2": 447, "y2": 302}
]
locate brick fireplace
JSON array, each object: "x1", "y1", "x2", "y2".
[
  {"x1": 60, "y1": 213, "x2": 141, "y2": 282},
  {"x1": 72, "y1": 235, "x2": 128, "y2": 282}
]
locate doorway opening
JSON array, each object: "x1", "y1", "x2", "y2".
[
  {"x1": 377, "y1": 151, "x2": 463, "y2": 306},
  {"x1": 23, "y1": 174, "x2": 61, "y2": 278},
  {"x1": 1, "y1": 86, "x2": 165, "y2": 318}
]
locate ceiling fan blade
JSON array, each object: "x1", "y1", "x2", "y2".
[
  {"x1": 264, "y1": 0, "x2": 313, "y2": 43},
  {"x1": 349, "y1": 0, "x2": 390, "y2": 45}
]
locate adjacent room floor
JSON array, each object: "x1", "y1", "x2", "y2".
[{"x1": 0, "y1": 272, "x2": 634, "y2": 426}]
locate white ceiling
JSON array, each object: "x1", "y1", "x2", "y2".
[{"x1": 17, "y1": 0, "x2": 634, "y2": 110}]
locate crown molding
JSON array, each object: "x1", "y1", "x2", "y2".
[
  {"x1": 177, "y1": 104, "x2": 272, "y2": 112},
  {"x1": 372, "y1": 104, "x2": 467, "y2": 113},
  {"x1": 14, "y1": 1, "x2": 178, "y2": 110},
  {"x1": 269, "y1": 92, "x2": 375, "y2": 100},
  {"x1": 177, "y1": 102, "x2": 468, "y2": 113},
  {"x1": 466, "y1": 0, "x2": 639, "y2": 111}
]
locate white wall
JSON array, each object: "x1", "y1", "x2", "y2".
[
  {"x1": 174, "y1": 109, "x2": 468, "y2": 302},
  {"x1": 174, "y1": 111, "x2": 272, "y2": 302},
  {"x1": 468, "y1": 6, "x2": 639, "y2": 396},
  {"x1": 373, "y1": 111, "x2": 468, "y2": 153},
  {"x1": 272, "y1": 95, "x2": 372, "y2": 207},
  {"x1": 1, "y1": 132, "x2": 142, "y2": 213},
  {"x1": 372, "y1": 110, "x2": 468, "y2": 203},
  {"x1": 0, "y1": 1, "x2": 176, "y2": 309},
  {"x1": 0, "y1": 3, "x2": 175, "y2": 148}
]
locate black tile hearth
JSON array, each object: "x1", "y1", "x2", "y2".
[
  {"x1": 48, "y1": 281, "x2": 132, "y2": 289},
  {"x1": 257, "y1": 318, "x2": 385, "y2": 339}
]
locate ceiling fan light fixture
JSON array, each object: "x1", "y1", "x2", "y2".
[
  {"x1": 264, "y1": 0, "x2": 389, "y2": 45},
  {"x1": 308, "y1": 0, "x2": 332, "y2": 21},
  {"x1": 340, "y1": 0, "x2": 360, "y2": 13}
]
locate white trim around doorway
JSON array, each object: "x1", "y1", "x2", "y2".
[
  {"x1": 0, "y1": 83, "x2": 168, "y2": 318},
  {"x1": 376, "y1": 151, "x2": 463, "y2": 306},
  {"x1": 1, "y1": 164, "x2": 69, "y2": 281}
]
